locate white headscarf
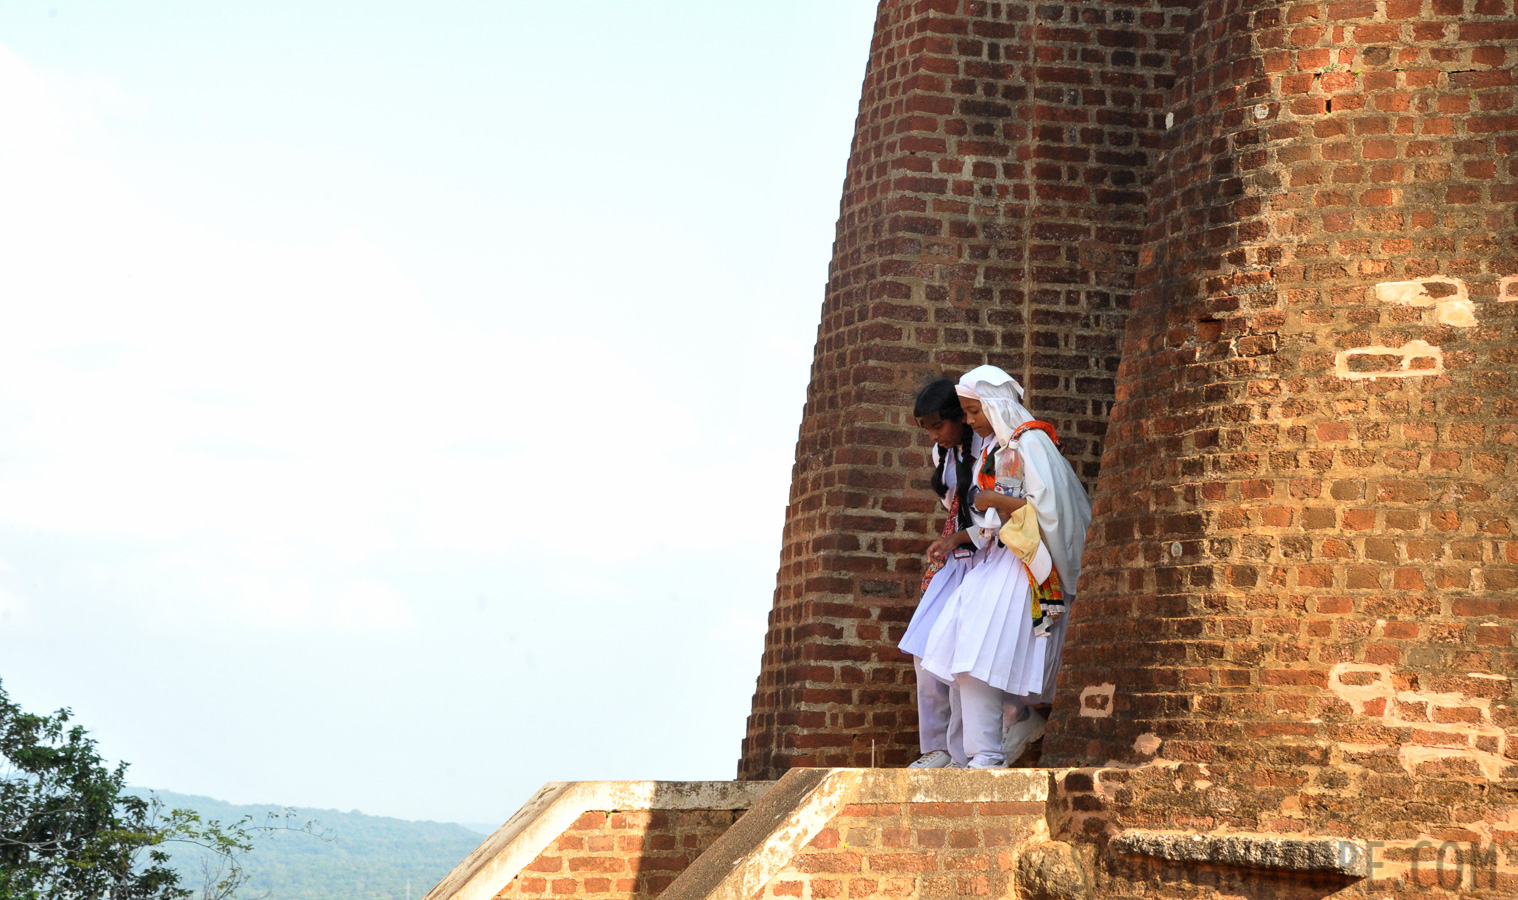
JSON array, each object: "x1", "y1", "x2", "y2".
[
  {"x1": 957, "y1": 365, "x2": 1035, "y2": 446},
  {"x1": 956, "y1": 364, "x2": 1092, "y2": 599}
]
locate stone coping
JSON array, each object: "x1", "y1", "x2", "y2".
[
  {"x1": 1112, "y1": 830, "x2": 1370, "y2": 878},
  {"x1": 659, "y1": 767, "x2": 1051, "y2": 900},
  {"x1": 422, "y1": 780, "x2": 775, "y2": 900}
]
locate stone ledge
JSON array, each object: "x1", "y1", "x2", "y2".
[{"x1": 1111, "y1": 830, "x2": 1370, "y2": 878}]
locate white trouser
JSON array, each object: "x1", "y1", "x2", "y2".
[
  {"x1": 955, "y1": 674, "x2": 1028, "y2": 767},
  {"x1": 914, "y1": 658, "x2": 965, "y2": 765}
]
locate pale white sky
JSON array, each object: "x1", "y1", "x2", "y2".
[{"x1": 0, "y1": 0, "x2": 879, "y2": 824}]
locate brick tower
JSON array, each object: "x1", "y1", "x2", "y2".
[
  {"x1": 1038, "y1": 0, "x2": 1518, "y2": 889},
  {"x1": 740, "y1": 1, "x2": 1518, "y2": 885},
  {"x1": 737, "y1": 0, "x2": 1186, "y2": 778}
]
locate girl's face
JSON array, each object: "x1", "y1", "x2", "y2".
[
  {"x1": 961, "y1": 398, "x2": 995, "y2": 438},
  {"x1": 921, "y1": 415, "x2": 965, "y2": 449}
]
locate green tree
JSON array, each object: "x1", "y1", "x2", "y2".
[{"x1": 0, "y1": 679, "x2": 273, "y2": 900}]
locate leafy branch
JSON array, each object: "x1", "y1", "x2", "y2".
[{"x1": 0, "y1": 679, "x2": 322, "y2": 900}]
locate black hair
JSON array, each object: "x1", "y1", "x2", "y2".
[{"x1": 913, "y1": 378, "x2": 974, "y2": 532}]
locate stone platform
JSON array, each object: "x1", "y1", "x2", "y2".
[{"x1": 426, "y1": 769, "x2": 1376, "y2": 900}]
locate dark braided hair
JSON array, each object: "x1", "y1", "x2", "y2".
[{"x1": 913, "y1": 378, "x2": 975, "y2": 532}]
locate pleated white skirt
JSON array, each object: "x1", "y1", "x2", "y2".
[
  {"x1": 920, "y1": 543, "x2": 1045, "y2": 696},
  {"x1": 899, "y1": 551, "x2": 974, "y2": 659}
]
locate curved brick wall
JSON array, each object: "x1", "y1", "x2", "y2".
[
  {"x1": 738, "y1": 0, "x2": 1183, "y2": 779},
  {"x1": 1044, "y1": 0, "x2": 1518, "y2": 883}
]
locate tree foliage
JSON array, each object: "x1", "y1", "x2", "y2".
[{"x1": 0, "y1": 680, "x2": 279, "y2": 900}]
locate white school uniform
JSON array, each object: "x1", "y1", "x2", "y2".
[
  {"x1": 919, "y1": 440, "x2": 1043, "y2": 766},
  {"x1": 899, "y1": 432, "x2": 985, "y2": 762},
  {"x1": 918, "y1": 441, "x2": 1045, "y2": 698},
  {"x1": 898, "y1": 432, "x2": 987, "y2": 659},
  {"x1": 919, "y1": 365, "x2": 1092, "y2": 765}
]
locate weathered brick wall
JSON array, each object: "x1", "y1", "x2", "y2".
[
  {"x1": 495, "y1": 809, "x2": 742, "y2": 900},
  {"x1": 1040, "y1": 0, "x2": 1518, "y2": 896},
  {"x1": 740, "y1": 0, "x2": 1186, "y2": 780},
  {"x1": 752, "y1": 799, "x2": 1046, "y2": 899}
]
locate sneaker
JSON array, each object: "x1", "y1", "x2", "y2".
[
  {"x1": 967, "y1": 754, "x2": 1007, "y2": 769},
  {"x1": 907, "y1": 750, "x2": 953, "y2": 769},
  {"x1": 945, "y1": 760, "x2": 968, "y2": 769},
  {"x1": 1002, "y1": 708, "x2": 1047, "y2": 764}
]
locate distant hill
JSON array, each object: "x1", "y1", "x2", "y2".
[{"x1": 127, "y1": 788, "x2": 487, "y2": 900}]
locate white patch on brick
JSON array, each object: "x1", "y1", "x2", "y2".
[
  {"x1": 1500, "y1": 275, "x2": 1518, "y2": 302},
  {"x1": 1079, "y1": 683, "x2": 1116, "y2": 718},
  {"x1": 1438, "y1": 301, "x2": 1478, "y2": 326},
  {"x1": 1134, "y1": 733, "x2": 1162, "y2": 756},
  {"x1": 1334, "y1": 339, "x2": 1443, "y2": 380},
  {"x1": 1328, "y1": 663, "x2": 1508, "y2": 782},
  {"x1": 1373, "y1": 276, "x2": 1476, "y2": 327}
]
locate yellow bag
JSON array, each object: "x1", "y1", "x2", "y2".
[{"x1": 999, "y1": 504, "x2": 1052, "y2": 583}]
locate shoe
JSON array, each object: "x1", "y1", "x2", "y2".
[
  {"x1": 945, "y1": 760, "x2": 968, "y2": 769},
  {"x1": 1002, "y1": 708, "x2": 1047, "y2": 764},
  {"x1": 907, "y1": 750, "x2": 953, "y2": 769},
  {"x1": 967, "y1": 754, "x2": 1007, "y2": 769}
]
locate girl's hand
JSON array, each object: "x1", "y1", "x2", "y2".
[
  {"x1": 927, "y1": 538, "x2": 953, "y2": 563},
  {"x1": 975, "y1": 492, "x2": 1026, "y2": 514}
]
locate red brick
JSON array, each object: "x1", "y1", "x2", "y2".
[{"x1": 869, "y1": 853, "x2": 940, "y2": 873}]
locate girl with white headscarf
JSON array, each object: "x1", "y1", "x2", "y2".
[
  {"x1": 898, "y1": 377, "x2": 988, "y2": 768},
  {"x1": 919, "y1": 364, "x2": 1092, "y2": 767}
]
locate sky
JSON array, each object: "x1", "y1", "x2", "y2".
[{"x1": 0, "y1": 0, "x2": 880, "y2": 825}]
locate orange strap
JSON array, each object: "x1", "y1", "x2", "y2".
[
  {"x1": 1011, "y1": 420, "x2": 1060, "y2": 447},
  {"x1": 976, "y1": 443, "x2": 997, "y2": 491}
]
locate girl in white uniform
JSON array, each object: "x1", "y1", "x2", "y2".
[
  {"x1": 899, "y1": 378, "x2": 987, "y2": 768},
  {"x1": 921, "y1": 365, "x2": 1092, "y2": 768}
]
